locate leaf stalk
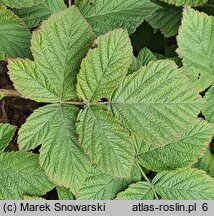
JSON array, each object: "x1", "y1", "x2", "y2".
[{"x1": 137, "y1": 163, "x2": 159, "y2": 200}]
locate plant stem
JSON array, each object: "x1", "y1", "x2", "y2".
[
  {"x1": 137, "y1": 164, "x2": 159, "y2": 200},
  {"x1": 0, "y1": 100, "x2": 9, "y2": 122},
  {"x1": 0, "y1": 89, "x2": 21, "y2": 97},
  {"x1": 0, "y1": 88, "x2": 109, "y2": 106},
  {"x1": 62, "y1": 100, "x2": 109, "y2": 106},
  {"x1": 61, "y1": 100, "x2": 85, "y2": 106},
  {"x1": 68, "y1": 0, "x2": 72, "y2": 7}
]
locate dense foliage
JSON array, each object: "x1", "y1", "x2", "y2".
[{"x1": 1, "y1": 0, "x2": 214, "y2": 200}]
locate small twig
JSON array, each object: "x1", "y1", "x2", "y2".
[
  {"x1": 137, "y1": 164, "x2": 159, "y2": 200},
  {"x1": 0, "y1": 100, "x2": 9, "y2": 123},
  {"x1": 0, "y1": 89, "x2": 21, "y2": 97},
  {"x1": 68, "y1": 0, "x2": 72, "y2": 7}
]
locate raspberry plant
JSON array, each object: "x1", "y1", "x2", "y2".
[{"x1": 1, "y1": 0, "x2": 214, "y2": 200}]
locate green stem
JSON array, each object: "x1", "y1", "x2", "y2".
[
  {"x1": 137, "y1": 164, "x2": 159, "y2": 200},
  {"x1": 0, "y1": 88, "x2": 110, "y2": 106},
  {"x1": 61, "y1": 101, "x2": 85, "y2": 106},
  {"x1": 62, "y1": 101, "x2": 109, "y2": 106}
]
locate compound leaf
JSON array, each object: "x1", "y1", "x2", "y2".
[
  {"x1": 0, "y1": 0, "x2": 42, "y2": 8},
  {"x1": 115, "y1": 181, "x2": 154, "y2": 200},
  {"x1": 138, "y1": 120, "x2": 214, "y2": 171},
  {"x1": 177, "y1": 8, "x2": 214, "y2": 91},
  {"x1": 76, "y1": 168, "x2": 129, "y2": 200},
  {"x1": 153, "y1": 168, "x2": 214, "y2": 199},
  {"x1": 110, "y1": 60, "x2": 204, "y2": 146},
  {"x1": 56, "y1": 187, "x2": 75, "y2": 200},
  {"x1": 75, "y1": 0, "x2": 159, "y2": 35},
  {"x1": 0, "y1": 6, "x2": 31, "y2": 60},
  {"x1": 18, "y1": 104, "x2": 91, "y2": 194},
  {"x1": 77, "y1": 29, "x2": 132, "y2": 102},
  {"x1": 159, "y1": 0, "x2": 207, "y2": 6},
  {"x1": 9, "y1": 6, "x2": 95, "y2": 102},
  {"x1": 14, "y1": 0, "x2": 67, "y2": 28},
  {"x1": 77, "y1": 107, "x2": 135, "y2": 178},
  {"x1": 0, "y1": 152, "x2": 54, "y2": 200}
]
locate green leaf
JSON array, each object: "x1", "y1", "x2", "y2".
[
  {"x1": 56, "y1": 187, "x2": 75, "y2": 200},
  {"x1": 23, "y1": 196, "x2": 45, "y2": 200},
  {"x1": 138, "y1": 120, "x2": 214, "y2": 171},
  {"x1": 110, "y1": 60, "x2": 204, "y2": 146},
  {"x1": 0, "y1": 0, "x2": 42, "y2": 8},
  {"x1": 0, "y1": 6, "x2": 31, "y2": 60},
  {"x1": 14, "y1": 0, "x2": 67, "y2": 28},
  {"x1": 8, "y1": 60, "x2": 59, "y2": 102},
  {"x1": 77, "y1": 107, "x2": 135, "y2": 178},
  {"x1": 76, "y1": 168, "x2": 129, "y2": 200},
  {"x1": 203, "y1": 84, "x2": 214, "y2": 123},
  {"x1": 115, "y1": 181, "x2": 154, "y2": 200},
  {"x1": 128, "y1": 57, "x2": 139, "y2": 74},
  {"x1": 77, "y1": 29, "x2": 132, "y2": 103},
  {"x1": 136, "y1": 48, "x2": 157, "y2": 67},
  {"x1": 194, "y1": 148, "x2": 214, "y2": 171},
  {"x1": 129, "y1": 163, "x2": 142, "y2": 183},
  {"x1": 0, "y1": 152, "x2": 54, "y2": 200},
  {"x1": 9, "y1": 6, "x2": 95, "y2": 102},
  {"x1": 75, "y1": 0, "x2": 159, "y2": 35},
  {"x1": 153, "y1": 168, "x2": 214, "y2": 199},
  {"x1": 177, "y1": 8, "x2": 214, "y2": 91},
  {"x1": 18, "y1": 104, "x2": 91, "y2": 194},
  {"x1": 194, "y1": 148, "x2": 214, "y2": 178},
  {"x1": 134, "y1": 135, "x2": 155, "y2": 157},
  {"x1": 146, "y1": 5, "x2": 182, "y2": 38},
  {"x1": 0, "y1": 123, "x2": 16, "y2": 152},
  {"x1": 128, "y1": 48, "x2": 157, "y2": 73},
  {"x1": 0, "y1": 94, "x2": 5, "y2": 101},
  {"x1": 159, "y1": 0, "x2": 207, "y2": 6}
]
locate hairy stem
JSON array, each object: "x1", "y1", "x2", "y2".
[
  {"x1": 61, "y1": 100, "x2": 85, "y2": 106},
  {"x1": 137, "y1": 164, "x2": 159, "y2": 200},
  {"x1": 62, "y1": 100, "x2": 109, "y2": 106},
  {"x1": 0, "y1": 89, "x2": 21, "y2": 97},
  {"x1": 0, "y1": 88, "x2": 110, "y2": 106}
]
